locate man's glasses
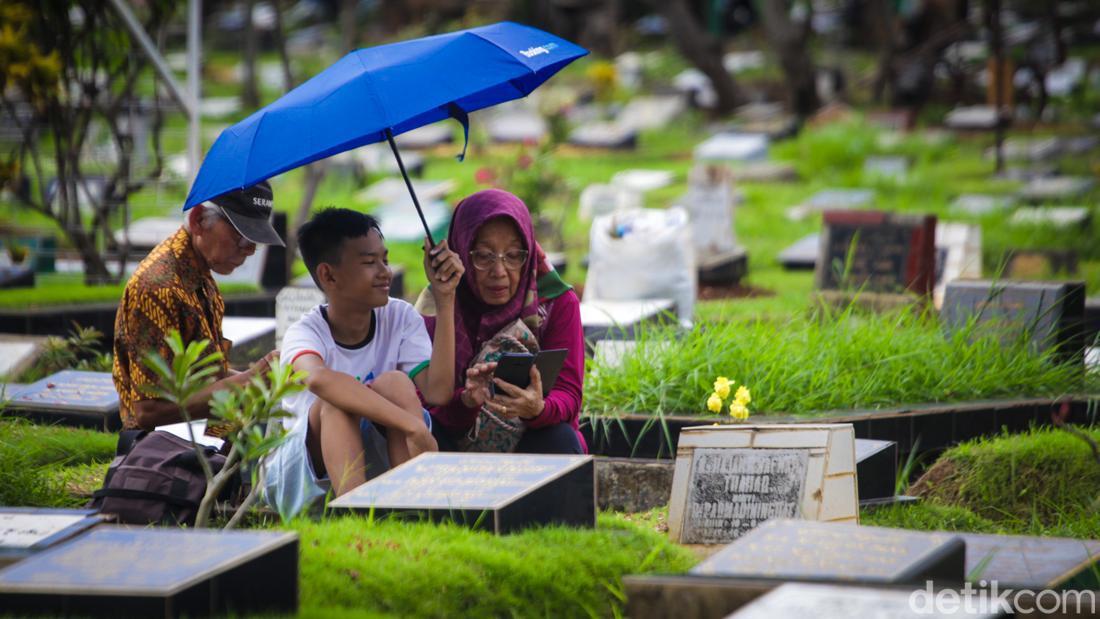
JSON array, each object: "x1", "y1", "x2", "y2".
[
  {"x1": 469, "y1": 249, "x2": 529, "y2": 271},
  {"x1": 224, "y1": 220, "x2": 255, "y2": 249}
]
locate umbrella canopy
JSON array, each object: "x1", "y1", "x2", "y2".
[{"x1": 184, "y1": 21, "x2": 588, "y2": 213}]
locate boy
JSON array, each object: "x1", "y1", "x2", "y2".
[{"x1": 264, "y1": 208, "x2": 462, "y2": 516}]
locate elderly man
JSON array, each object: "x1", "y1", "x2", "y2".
[{"x1": 113, "y1": 181, "x2": 284, "y2": 430}]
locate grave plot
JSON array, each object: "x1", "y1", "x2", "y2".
[
  {"x1": 1018, "y1": 177, "x2": 1095, "y2": 203},
  {"x1": 675, "y1": 165, "x2": 747, "y2": 287},
  {"x1": 568, "y1": 122, "x2": 638, "y2": 150},
  {"x1": 1004, "y1": 249, "x2": 1080, "y2": 279},
  {"x1": 221, "y1": 316, "x2": 276, "y2": 369},
  {"x1": 0, "y1": 527, "x2": 298, "y2": 618},
  {"x1": 328, "y1": 453, "x2": 595, "y2": 533},
  {"x1": 786, "y1": 188, "x2": 874, "y2": 221},
  {"x1": 1009, "y1": 206, "x2": 1091, "y2": 228},
  {"x1": 933, "y1": 222, "x2": 982, "y2": 309},
  {"x1": 0, "y1": 508, "x2": 104, "y2": 567},
  {"x1": 0, "y1": 335, "x2": 46, "y2": 381},
  {"x1": 5, "y1": 370, "x2": 120, "y2": 431},
  {"x1": 862, "y1": 156, "x2": 909, "y2": 181},
  {"x1": 693, "y1": 133, "x2": 768, "y2": 162},
  {"x1": 668, "y1": 425, "x2": 858, "y2": 544},
  {"x1": 725, "y1": 582, "x2": 1004, "y2": 619}
]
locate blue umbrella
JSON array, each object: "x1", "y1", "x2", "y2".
[{"x1": 184, "y1": 21, "x2": 588, "y2": 245}]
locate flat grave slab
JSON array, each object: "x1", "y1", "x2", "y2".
[
  {"x1": 778, "y1": 233, "x2": 820, "y2": 270},
  {"x1": 960, "y1": 532, "x2": 1100, "y2": 590},
  {"x1": 486, "y1": 111, "x2": 547, "y2": 143},
  {"x1": 855, "y1": 439, "x2": 897, "y2": 504},
  {"x1": 116, "y1": 217, "x2": 182, "y2": 252},
  {"x1": 199, "y1": 96, "x2": 241, "y2": 118},
  {"x1": 722, "y1": 51, "x2": 765, "y2": 73},
  {"x1": 995, "y1": 164, "x2": 1058, "y2": 183},
  {"x1": 0, "y1": 336, "x2": 46, "y2": 380},
  {"x1": 0, "y1": 526, "x2": 298, "y2": 618},
  {"x1": 815, "y1": 210, "x2": 937, "y2": 297},
  {"x1": 985, "y1": 137, "x2": 1062, "y2": 162},
  {"x1": 0, "y1": 508, "x2": 104, "y2": 567},
  {"x1": 728, "y1": 582, "x2": 1004, "y2": 619},
  {"x1": 669, "y1": 424, "x2": 858, "y2": 544},
  {"x1": 1018, "y1": 176, "x2": 1095, "y2": 203},
  {"x1": 950, "y1": 194, "x2": 1015, "y2": 216},
  {"x1": 222, "y1": 316, "x2": 276, "y2": 368},
  {"x1": 328, "y1": 452, "x2": 595, "y2": 534},
  {"x1": 727, "y1": 161, "x2": 798, "y2": 183},
  {"x1": 617, "y1": 95, "x2": 686, "y2": 132},
  {"x1": 1004, "y1": 248, "x2": 1079, "y2": 278},
  {"x1": 691, "y1": 519, "x2": 965, "y2": 584},
  {"x1": 372, "y1": 199, "x2": 451, "y2": 243},
  {"x1": 786, "y1": 188, "x2": 874, "y2": 221},
  {"x1": 353, "y1": 143, "x2": 424, "y2": 177},
  {"x1": 568, "y1": 122, "x2": 638, "y2": 150},
  {"x1": 863, "y1": 156, "x2": 909, "y2": 180},
  {"x1": 6, "y1": 370, "x2": 120, "y2": 431},
  {"x1": 357, "y1": 177, "x2": 454, "y2": 205},
  {"x1": 1010, "y1": 206, "x2": 1091, "y2": 228},
  {"x1": 579, "y1": 298, "x2": 675, "y2": 343},
  {"x1": 941, "y1": 280, "x2": 1087, "y2": 363},
  {"x1": 578, "y1": 183, "x2": 642, "y2": 220},
  {"x1": 944, "y1": 105, "x2": 1000, "y2": 130},
  {"x1": 394, "y1": 122, "x2": 453, "y2": 149},
  {"x1": 693, "y1": 133, "x2": 768, "y2": 162}
]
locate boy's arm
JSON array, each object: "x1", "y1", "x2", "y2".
[
  {"x1": 412, "y1": 239, "x2": 463, "y2": 405},
  {"x1": 292, "y1": 353, "x2": 427, "y2": 436}
]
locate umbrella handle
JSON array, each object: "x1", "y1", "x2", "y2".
[{"x1": 385, "y1": 128, "x2": 436, "y2": 248}]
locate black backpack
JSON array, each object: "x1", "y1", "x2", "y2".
[{"x1": 89, "y1": 430, "x2": 239, "y2": 526}]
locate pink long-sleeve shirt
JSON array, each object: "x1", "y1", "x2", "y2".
[{"x1": 430, "y1": 289, "x2": 587, "y2": 453}]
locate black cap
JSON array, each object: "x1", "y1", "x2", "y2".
[{"x1": 209, "y1": 180, "x2": 285, "y2": 247}]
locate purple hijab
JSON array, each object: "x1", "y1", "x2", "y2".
[{"x1": 424, "y1": 189, "x2": 551, "y2": 387}]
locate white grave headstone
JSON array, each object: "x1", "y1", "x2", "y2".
[
  {"x1": 578, "y1": 183, "x2": 641, "y2": 220},
  {"x1": 394, "y1": 122, "x2": 453, "y2": 149},
  {"x1": 934, "y1": 223, "x2": 983, "y2": 309},
  {"x1": 568, "y1": 122, "x2": 637, "y2": 149},
  {"x1": 487, "y1": 111, "x2": 547, "y2": 143},
  {"x1": 276, "y1": 286, "x2": 325, "y2": 348},
  {"x1": 200, "y1": 97, "x2": 242, "y2": 118},
  {"x1": 862, "y1": 156, "x2": 909, "y2": 180},
  {"x1": 676, "y1": 165, "x2": 740, "y2": 256},
  {"x1": 668, "y1": 424, "x2": 859, "y2": 544},
  {"x1": 357, "y1": 177, "x2": 454, "y2": 205},
  {"x1": 950, "y1": 194, "x2": 1015, "y2": 216},
  {"x1": 611, "y1": 169, "x2": 675, "y2": 194},
  {"x1": 372, "y1": 200, "x2": 452, "y2": 242},
  {"x1": 616, "y1": 96, "x2": 686, "y2": 132},
  {"x1": 728, "y1": 582, "x2": 1001, "y2": 619},
  {"x1": 786, "y1": 189, "x2": 874, "y2": 221},
  {"x1": 0, "y1": 338, "x2": 44, "y2": 380},
  {"x1": 1010, "y1": 206, "x2": 1090, "y2": 228},
  {"x1": 1018, "y1": 176, "x2": 1095, "y2": 202},
  {"x1": 944, "y1": 105, "x2": 999, "y2": 130},
  {"x1": 693, "y1": 133, "x2": 768, "y2": 162}
]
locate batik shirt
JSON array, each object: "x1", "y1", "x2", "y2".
[{"x1": 112, "y1": 227, "x2": 229, "y2": 429}]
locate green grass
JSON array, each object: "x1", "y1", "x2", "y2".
[
  {"x1": 0, "y1": 273, "x2": 261, "y2": 309},
  {"x1": 284, "y1": 512, "x2": 693, "y2": 618},
  {"x1": 585, "y1": 306, "x2": 1099, "y2": 417},
  {"x1": 0, "y1": 418, "x2": 116, "y2": 507}
]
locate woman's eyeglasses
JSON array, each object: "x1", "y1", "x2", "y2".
[{"x1": 469, "y1": 249, "x2": 529, "y2": 271}]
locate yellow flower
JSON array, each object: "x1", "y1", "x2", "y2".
[
  {"x1": 713, "y1": 376, "x2": 732, "y2": 400},
  {"x1": 706, "y1": 392, "x2": 723, "y2": 413},
  {"x1": 735, "y1": 385, "x2": 752, "y2": 406},
  {"x1": 729, "y1": 401, "x2": 749, "y2": 421}
]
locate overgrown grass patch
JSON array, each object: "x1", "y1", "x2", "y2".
[
  {"x1": 0, "y1": 273, "x2": 260, "y2": 309},
  {"x1": 285, "y1": 512, "x2": 693, "y2": 618},
  {"x1": 585, "y1": 306, "x2": 1098, "y2": 417},
  {"x1": 0, "y1": 418, "x2": 116, "y2": 507}
]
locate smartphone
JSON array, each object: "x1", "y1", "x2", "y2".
[{"x1": 491, "y1": 349, "x2": 568, "y2": 397}]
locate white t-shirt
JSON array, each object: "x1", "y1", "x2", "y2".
[{"x1": 279, "y1": 299, "x2": 432, "y2": 428}]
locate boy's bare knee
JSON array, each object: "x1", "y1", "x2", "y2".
[{"x1": 371, "y1": 371, "x2": 419, "y2": 407}]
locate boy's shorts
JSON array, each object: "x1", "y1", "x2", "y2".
[{"x1": 262, "y1": 409, "x2": 432, "y2": 521}]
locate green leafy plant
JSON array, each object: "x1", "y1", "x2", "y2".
[
  {"x1": 22, "y1": 324, "x2": 111, "y2": 381},
  {"x1": 142, "y1": 330, "x2": 304, "y2": 528}
]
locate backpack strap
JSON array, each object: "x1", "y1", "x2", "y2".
[{"x1": 90, "y1": 487, "x2": 199, "y2": 509}]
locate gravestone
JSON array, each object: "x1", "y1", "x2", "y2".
[
  {"x1": 1009, "y1": 206, "x2": 1091, "y2": 228},
  {"x1": 328, "y1": 453, "x2": 595, "y2": 534},
  {"x1": 0, "y1": 264, "x2": 33, "y2": 289},
  {"x1": 786, "y1": 189, "x2": 874, "y2": 221},
  {"x1": 995, "y1": 164, "x2": 1057, "y2": 183},
  {"x1": 394, "y1": 122, "x2": 453, "y2": 149},
  {"x1": 985, "y1": 137, "x2": 1061, "y2": 162},
  {"x1": 668, "y1": 424, "x2": 859, "y2": 544},
  {"x1": 372, "y1": 199, "x2": 451, "y2": 243},
  {"x1": 0, "y1": 508, "x2": 103, "y2": 567},
  {"x1": 0, "y1": 527, "x2": 298, "y2": 617},
  {"x1": 961, "y1": 532, "x2": 1100, "y2": 590},
  {"x1": 199, "y1": 96, "x2": 242, "y2": 118},
  {"x1": 673, "y1": 69, "x2": 716, "y2": 109},
  {"x1": 617, "y1": 96, "x2": 685, "y2": 132},
  {"x1": 727, "y1": 161, "x2": 798, "y2": 183},
  {"x1": 0, "y1": 336, "x2": 46, "y2": 379},
  {"x1": 1018, "y1": 176, "x2": 1095, "y2": 203},
  {"x1": 568, "y1": 122, "x2": 638, "y2": 150},
  {"x1": 722, "y1": 51, "x2": 765, "y2": 73},
  {"x1": 357, "y1": 177, "x2": 454, "y2": 206},
  {"x1": 944, "y1": 105, "x2": 1000, "y2": 130},
  {"x1": 855, "y1": 439, "x2": 898, "y2": 505},
  {"x1": 778, "y1": 234, "x2": 821, "y2": 271},
  {"x1": 815, "y1": 210, "x2": 937, "y2": 297},
  {"x1": 579, "y1": 298, "x2": 675, "y2": 346},
  {"x1": 222, "y1": 316, "x2": 276, "y2": 369},
  {"x1": 352, "y1": 143, "x2": 424, "y2": 177},
  {"x1": 578, "y1": 183, "x2": 641, "y2": 220},
  {"x1": 728, "y1": 582, "x2": 1003, "y2": 619},
  {"x1": 1005, "y1": 249, "x2": 1078, "y2": 279},
  {"x1": 940, "y1": 280, "x2": 1087, "y2": 363},
  {"x1": 863, "y1": 156, "x2": 909, "y2": 180},
  {"x1": 934, "y1": 223, "x2": 983, "y2": 309},
  {"x1": 693, "y1": 133, "x2": 768, "y2": 162},
  {"x1": 486, "y1": 111, "x2": 547, "y2": 143},
  {"x1": 950, "y1": 194, "x2": 1015, "y2": 216},
  {"x1": 275, "y1": 286, "x2": 326, "y2": 348},
  {"x1": 6, "y1": 370, "x2": 120, "y2": 431},
  {"x1": 676, "y1": 165, "x2": 746, "y2": 286},
  {"x1": 116, "y1": 217, "x2": 182, "y2": 253},
  {"x1": 691, "y1": 519, "x2": 965, "y2": 584}
]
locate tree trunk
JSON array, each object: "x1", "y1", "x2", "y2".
[
  {"x1": 869, "y1": 0, "x2": 898, "y2": 103},
  {"x1": 658, "y1": 0, "x2": 742, "y2": 115},
  {"x1": 287, "y1": 163, "x2": 327, "y2": 277},
  {"x1": 340, "y1": 0, "x2": 357, "y2": 53},
  {"x1": 242, "y1": 0, "x2": 260, "y2": 110},
  {"x1": 271, "y1": 0, "x2": 294, "y2": 91},
  {"x1": 758, "y1": 0, "x2": 821, "y2": 118}
]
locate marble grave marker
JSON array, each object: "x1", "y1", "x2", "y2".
[{"x1": 6, "y1": 370, "x2": 119, "y2": 430}]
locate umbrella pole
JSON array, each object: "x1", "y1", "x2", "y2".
[{"x1": 384, "y1": 128, "x2": 436, "y2": 248}]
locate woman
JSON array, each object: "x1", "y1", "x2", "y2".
[{"x1": 419, "y1": 189, "x2": 585, "y2": 454}]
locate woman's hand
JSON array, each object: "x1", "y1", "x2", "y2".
[
  {"x1": 459, "y1": 362, "x2": 497, "y2": 409},
  {"x1": 424, "y1": 238, "x2": 464, "y2": 300},
  {"x1": 488, "y1": 365, "x2": 544, "y2": 421}
]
